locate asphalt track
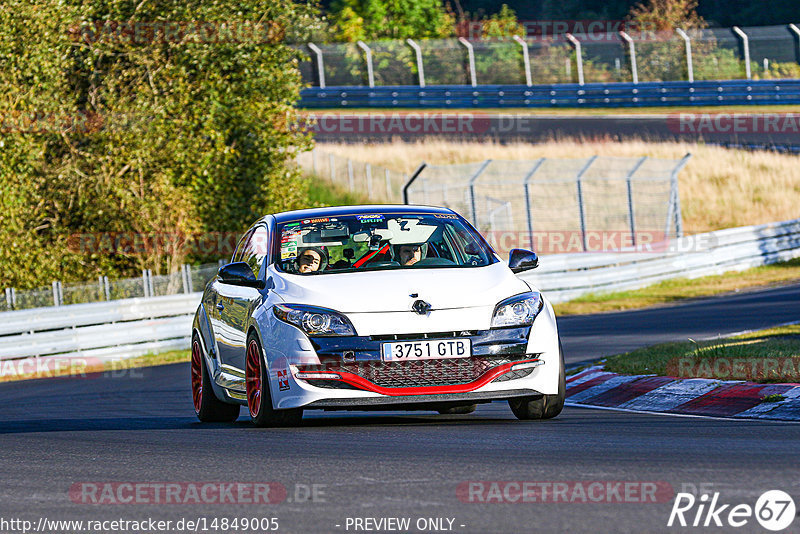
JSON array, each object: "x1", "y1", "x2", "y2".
[{"x1": 1, "y1": 283, "x2": 799, "y2": 534}]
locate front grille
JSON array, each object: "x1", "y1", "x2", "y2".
[
  {"x1": 298, "y1": 354, "x2": 531, "y2": 389},
  {"x1": 491, "y1": 367, "x2": 534, "y2": 382},
  {"x1": 371, "y1": 331, "x2": 478, "y2": 341}
]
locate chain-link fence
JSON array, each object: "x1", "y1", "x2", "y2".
[
  {"x1": 298, "y1": 25, "x2": 800, "y2": 87},
  {"x1": 296, "y1": 148, "x2": 409, "y2": 203},
  {"x1": 2, "y1": 263, "x2": 221, "y2": 313},
  {"x1": 406, "y1": 155, "x2": 690, "y2": 254}
]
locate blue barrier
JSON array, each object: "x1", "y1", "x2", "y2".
[{"x1": 300, "y1": 79, "x2": 800, "y2": 108}]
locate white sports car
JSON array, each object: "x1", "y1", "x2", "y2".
[{"x1": 191, "y1": 205, "x2": 564, "y2": 426}]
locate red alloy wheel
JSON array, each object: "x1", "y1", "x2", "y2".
[
  {"x1": 246, "y1": 340, "x2": 263, "y2": 418},
  {"x1": 190, "y1": 340, "x2": 203, "y2": 413}
]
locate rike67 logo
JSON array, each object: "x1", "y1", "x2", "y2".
[{"x1": 668, "y1": 490, "x2": 796, "y2": 531}]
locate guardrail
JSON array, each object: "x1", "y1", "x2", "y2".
[
  {"x1": 1, "y1": 218, "x2": 798, "y2": 370},
  {"x1": 0, "y1": 293, "x2": 200, "y2": 365},
  {"x1": 300, "y1": 79, "x2": 800, "y2": 108},
  {"x1": 523, "y1": 218, "x2": 800, "y2": 302}
]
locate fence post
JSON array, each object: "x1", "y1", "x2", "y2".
[
  {"x1": 458, "y1": 37, "x2": 478, "y2": 87},
  {"x1": 789, "y1": 24, "x2": 800, "y2": 65},
  {"x1": 671, "y1": 153, "x2": 691, "y2": 238},
  {"x1": 575, "y1": 156, "x2": 598, "y2": 252},
  {"x1": 468, "y1": 160, "x2": 493, "y2": 227},
  {"x1": 406, "y1": 39, "x2": 426, "y2": 87},
  {"x1": 512, "y1": 35, "x2": 532, "y2": 86},
  {"x1": 329, "y1": 153, "x2": 335, "y2": 182},
  {"x1": 565, "y1": 33, "x2": 584, "y2": 85},
  {"x1": 522, "y1": 158, "x2": 546, "y2": 251},
  {"x1": 402, "y1": 163, "x2": 429, "y2": 204},
  {"x1": 142, "y1": 270, "x2": 150, "y2": 298},
  {"x1": 103, "y1": 276, "x2": 110, "y2": 301},
  {"x1": 98, "y1": 276, "x2": 105, "y2": 301},
  {"x1": 731, "y1": 26, "x2": 751, "y2": 80},
  {"x1": 356, "y1": 40, "x2": 375, "y2": 88},
  {"x1": 366, "y1": 163, "x2": 373, "y2": 198},
  {"x1": 619, "y1": 31, "x2": 638, "y2": 84},
  {"x1": 307, "y1": 42, "x2": 326, "y2": 88},
  {"x1": 186, "y1": 265, "x2": 194, "y2": 293},
  {"x1": 347, "y1": 159, "x2": 355, "y2": 191},
  {"x1": 675, "y1": 29, "x2": 694, "y2": 83},
  {"x1": 5, "y1": 287, "x2": 13, "y2": 310},
  {"x1": 625, "y1": 156, "x2": 648, "y2": 247},
  {"x1": 181, "y1": 264, "x2": 190, "y2": 294},
  {"x1": 52, "y1": 281, "x2": 60, "y2": 306},
  {"x1": 311, "y1": 147, "x2": 318, "y2": 175}
]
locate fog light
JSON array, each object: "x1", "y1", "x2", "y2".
[{"x1": 295, "y1": 372, "x2": 342, "y2": 380}]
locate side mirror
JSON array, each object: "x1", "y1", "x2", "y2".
[
  {"x1": 508, "y1": 249, "x2": 539, "y2": 273},
  {"x1": 218, "y1": 262, "x2": 266, "y2": 289}
]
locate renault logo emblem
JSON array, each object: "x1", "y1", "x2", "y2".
[{"x1": 412, "y1": 299, "x2": 431, "y2": 315}]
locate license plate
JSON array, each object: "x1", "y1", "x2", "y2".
[{"x1": 381, "y1": 339, "x2": 471, "y2": 361}]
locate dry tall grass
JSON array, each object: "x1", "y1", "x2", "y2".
[{"x1": 317, "y1": 140, "x2": 800, "y2": 232}]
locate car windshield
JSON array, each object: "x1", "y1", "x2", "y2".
[{"x1": 275, "y1": 212, "x2": 496, "y2": 275}]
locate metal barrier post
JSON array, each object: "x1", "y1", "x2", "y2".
[
  {"x1": 458, "y1": 37, "x2": 478, "y2": 87},
  {"x1": 366, "y1": 163, "x2": 373, "y2": 198},
  {"x1": 565, "y1": 33, "x2": 584, "y2": 85},
  {"x1": 468, "y1": 160, "x2": 493, "y2": 226},
  {"x1": 98, "y1": 277, "x2": 105, "y2": 300},
  {"x1": 181, "y1": 265, "x2": 190, "y2": 294},
  {"x1": 619, "y1": 31, "x2": 638, "y2": 84},
  {"x1": 103, "y1": 276, "x2": 110, "y2": 301},
  {"x1": 307, "y1": 43, "x2": 326, "y2": 88},
  {"x1": 671, "y1": 153, "x2": 691, "y2": 238},
  {"x1": 356, "y1": 40, "x2": 375, "y2": 88},
  {"x1": 789, "y1": 24, "x2": 800, "y2": 65},
  {"x1": 5, "y1": 287, "x2": 13, "y2": 310},
  {"x1": 52, "y1": 281, "x2": 60, "y2": 306},
  {"x1": 522, "y1": 158, "x2": 546, "y2": 250},
  {"x1": 625, "y1": 156, "x2": 648, "y2": 246},
  {"x1": 575, "y1": 156, "x2": 598, "y2": 251},
  {"x1": 675, "y1": 29, "x2": 694, "y2": 82},
  {"x1": 402, "y1": 163, "x2": 428, "y2": 204},
  {"x1": 347, "y1": 159, "x2": 355, "y2": 191},
  {"x1": 512, "y1": 35, "x2": 532, "y2": 86},
  {"x1": 406, "y1": 39, "x2": 426, "y2": 87},
  {"x1": 142, "y1": 270, "x2": 150, "y2": 298},
  {"x1": 732, "y1": 26, "x2": 751, "y2": 80}
]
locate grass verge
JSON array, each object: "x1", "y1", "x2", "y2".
[
  {"x1": 553, "y1": 257, "x2": 800, "y2": 316},
  {"x1": 602, "y1": 323, "x2": 800, "y2": 383},
  {"x1": 0, "y1": 349, "x2": 190, "y2": 383}
]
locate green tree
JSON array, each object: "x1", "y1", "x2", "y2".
[
  {"x1": 330, "y1": 0, "x2": 455, "y2": 41},
  {"x1": 0, "y1": 0, "x2": 318, "y2": 288}
]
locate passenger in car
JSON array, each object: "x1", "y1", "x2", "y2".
[{"x1": 295, "y1": 247, "x2": 328, "y2": 273}]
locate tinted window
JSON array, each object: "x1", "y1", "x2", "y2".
[{"x1": 275, "y1": 212, "x2": 495, "y2": 275}]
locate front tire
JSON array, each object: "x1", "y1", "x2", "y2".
[
  {"x1": 191, "y1": 336, "x2": 240, "y2": 423},
  {"x1": 245, "y1": 335, "x2": 303, "y2": 427},
  {"x1": 508, "y1": 340, "x2": 565, "y2": 420}
]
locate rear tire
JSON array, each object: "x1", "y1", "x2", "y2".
[
  {"x1": 437, "y1": 404, "x2": 477, "y2": 415},
  {"x1": 191, "y1": 336, "x2": 240, "y2": 423},
  {"x1": 246, "y1": 334, "x2": 303, "y2": 427},
  {"x1": 508, "y1": 340, "x2": 565, "y2": 420}
]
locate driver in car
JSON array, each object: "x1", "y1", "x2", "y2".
[
  {"x1": 295, "y1": 246, "x2": 327, "y2": 273},
  {"x1": 397, "y1": 243, "x2": 427, "y2": 266}
]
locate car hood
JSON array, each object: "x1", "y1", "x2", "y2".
[{"x1": 269, "y1": 261, "x2": 530, "y2": 314}]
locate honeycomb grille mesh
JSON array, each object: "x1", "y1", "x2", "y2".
[{"x1": 300, "y1": 355, "x2": 531, "y2": 389}]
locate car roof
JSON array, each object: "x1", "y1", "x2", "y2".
[{"x1": 268, "y1": 205, "x2": 458, "y2": 224}]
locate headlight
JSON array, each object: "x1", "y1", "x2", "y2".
[
  {"x1": 273, "y1": 304, "x2": 356, "y2": 336},
  {"x1": 491, "y1": 292, "x2": 543, "y2": 328}
]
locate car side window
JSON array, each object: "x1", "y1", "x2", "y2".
[
  {"x1": 241, "y1": 226, "x2": 270, "y2": 279},
  {"x1": 232, "y1": 228, "x2": 255, "y2": 264}
]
